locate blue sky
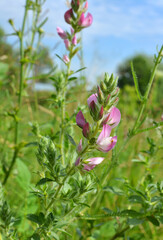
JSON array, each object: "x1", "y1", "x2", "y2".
[{"x1": 0, "y1": 0, "x2": 163, "y2": 85}]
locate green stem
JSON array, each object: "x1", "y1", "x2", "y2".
[
  {"x1": 133, "y1": 45, "x2": 163, "y2": 132},
  {"x1": 110, "y1": 226, "x2": 130, "y2": 240},
  {"x1": 2, "y1": 0, "x2": 29, "y2": 185},
  {"x1": 45, "y1": 166, "x2": 74, "y2": 211}
]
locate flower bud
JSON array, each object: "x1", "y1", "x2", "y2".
[
  {"x1": 98, "y1": 106, "x2": 104, "y2": 120},
  {"x1": 64, "y1": 8, "x2": 74, "y2": 24},
  {"x1": 63, "y1": 55, "x2": 70, "y2": 64},
  {"x1": 82, "y1": 122, "x2": 90, "y2": 139},
  {"x1": 64, "y1": 39, "x2": 71, "y2": 50},
  {"x1": 56, "y1": 27, "x2": 67, "y2": 39},
  {"x1": 97, "y1": 85, "x2": 104, "y2": 104},
  {"x1": 71, "y1": 0, "x2": 80, "y2": 12},
  {"x1": 100, "y1": 81, "x2": 107, "y2": 93},
  {"x1": 78, "y1": 12, "x2": 93, "y2": 28},
  {"x1": 72, "y1": 34, "x2": 77, "y2": 45}
]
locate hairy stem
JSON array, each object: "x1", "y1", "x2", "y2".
[{"x1": 3, "y1": 0, "x2": 29, "y2": 185}]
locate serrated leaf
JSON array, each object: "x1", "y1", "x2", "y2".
[
  {"x1": 147, "y1": 216, "x2": 160, "y2": 226},
  {"x1": 36, "y1": 178, "x2": 54, "y2": 186}
]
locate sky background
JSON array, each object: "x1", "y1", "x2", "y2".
[{"x1": 0, "y1": 0, "x2": 163, "y2": 85}]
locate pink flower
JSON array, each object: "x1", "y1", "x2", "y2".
[
  {"x1": 87, "y1": 93, "x2": 98, "y2": 107},
  {"x1": 72, "y1": 34, "x2": 77, "y2": 45},
  {"x1": 76, "y1": 111, "x2": 86, "y2": 128},
  {"x1": 63, "y1": 55, "x2": 70, "y2": 63},
  {"x1": 56, "y1": 27, "x2": 67, "y2": 39},
  {"x1": 78, "y1": 12, "x2": 93, "y2": 28},
  {"x1": 83, "y1": 157, "x2": 104, "y2": 171},
  {"x1": 64, "y1": 39, "x2": 70, "y2": 50},
  {"x1": 103, "y1": 107, "x2": 121, "y2": 129},
  {"x1": 64, "y1": 8, "x2": 74, "y2": 24},
  {"x1": 161, "y1": 114, "x2": 163, "y2": 121},
  {"x1": 96, "y1": 124, "x2": 117, "y2": 152}
]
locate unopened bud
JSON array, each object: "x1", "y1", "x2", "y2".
[
  {"x1": 100, "y1": 81, "x2": 107, "y2": 93},
  {"x1": 98, "y1": 106, "x2": 104, "y2": 120},
  {"x1": 104, "y1": 72, "x2": 110, "y2": 85},
  {"x1": 82, "y1": 123, "x2": 90, "y2": 139},
  {"x1": 97, "y1": 85, "x2": 104, "y2": 104}
]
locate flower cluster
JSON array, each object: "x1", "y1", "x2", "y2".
[
  {"x1": 76, "y1": 73, "x2": 121, "y2": 171},
  {"x1": 56, "y1": 0, "x2": 93, "y2": 63}
]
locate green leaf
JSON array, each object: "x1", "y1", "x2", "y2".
[
  {"x1": 66, "y1": 134, "x2": 76, "y2": 146},
  {"x1": 102, "y1": 208, "x2": 113, "y2": 214},
  {"x1": 121, "y1": 210, "x2": 142, "y2": 217},
  {"x1": 30, "y1": 233, "x2": 40, "y2": 240},
  {"x1": 128, "y1": 218, "x2": 144, "y2": 226},
  {"x1": 58, "y1": 228, "x2": 72, "y2": 237},
  {"x1": 103, "y1": 186, "x2": 124, "y2": 195},
  {"x1": 55, "y1": 54, "x2": 65, "y2": 64},
  {"x1": 68, "y1": 77, "x2": 78, "y2": 82},
  {"x1": 74, "y1": 67, "x2": 86, "y2": 74},
  {"x1": 27, "y1": 214, "x2": 42, "y2": 225},
  {"x1": 147, "y1": 216, "x2": 160, "y2": 226},
  {"x1": 128, "y1": 195, "x2": 144, "y2": 204},
  {"x1": 131, "y1": 62, "x2": 143, "y2": 101},
  {"x1": 36, "y1": 178, "x2": 54, "y2": 186},
  {"x1": 16, "y1": 158, "x2": 31, "y2": 190}
]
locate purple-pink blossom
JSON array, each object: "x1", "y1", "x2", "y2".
[
  {"x1": 63, "y1": 55, "x2": 70, "y2": 64},
  {"x1": 83, "y1": 157, "x2": 104, "y2": 171},
  {"x1": 103, "y1": 107, "x2": 121, "y2": 129},
  {"x1": 56, "y1": 27, "x2": 67, "y2": 39},
  {"x1": 64, "y1": 8, "x2": 74, "y2": 24},
  {"x1": 78, "y1": 12, "x2": 93, "y2": 28},
  {"x1": 72, "y1": 34, "x2": 77, "y2": 45},
  {"x1": 96, "y1": 124, "x2": 117, "y2": 152},
  {"x1": 76, "y1": 111, "x2": 87, "y2": 128},
  {"x1": 87, "y1": 93, "x2": 98, "y2": 107},
  {"x1": 64, "y1": 39, "x2": 70, "y2": 50}
]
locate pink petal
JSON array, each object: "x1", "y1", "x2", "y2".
[
  {"x1": 78, "y1": 12, "x2": 93, "y2": 27},
  {"x1": 103, "y1": 107, "x2": 121, "y2": 128},
  {"x1": 64, "y1": 8, "x2": 73, "y2": 24},
  {"x1": 76, "y1": 111, "x2": 86, "y2": 128},
  {"x1": 86, "y1": 157, "x2": 104, "y2": 165},
  {"x1": 72, "y1": 34, "x2": 77, "y2": 45},
  {"x1": 63, "y1": 55, "x2": 70, "y2": 63},
  {"x1": 97, "y1": 136, "x2": 117, "y2": 153},
  {"x1": 83, "y1": 164, "x2": 96, "y2": 171},
  {"x1": 64, "y1": 39, "x2": 70, "y2": 50},
  {"x1": 56, "y1": 27, "x2": 67, "y2": 39},
  {"x1": 87, "y1": 93, "x2": 98, "y2": 107},
  {"x1": 83, "y1": 157, "x2": 104, "y2": 171},
  {"x1": 97, "y1": 124, "x2": 111, "y2": 144}
]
